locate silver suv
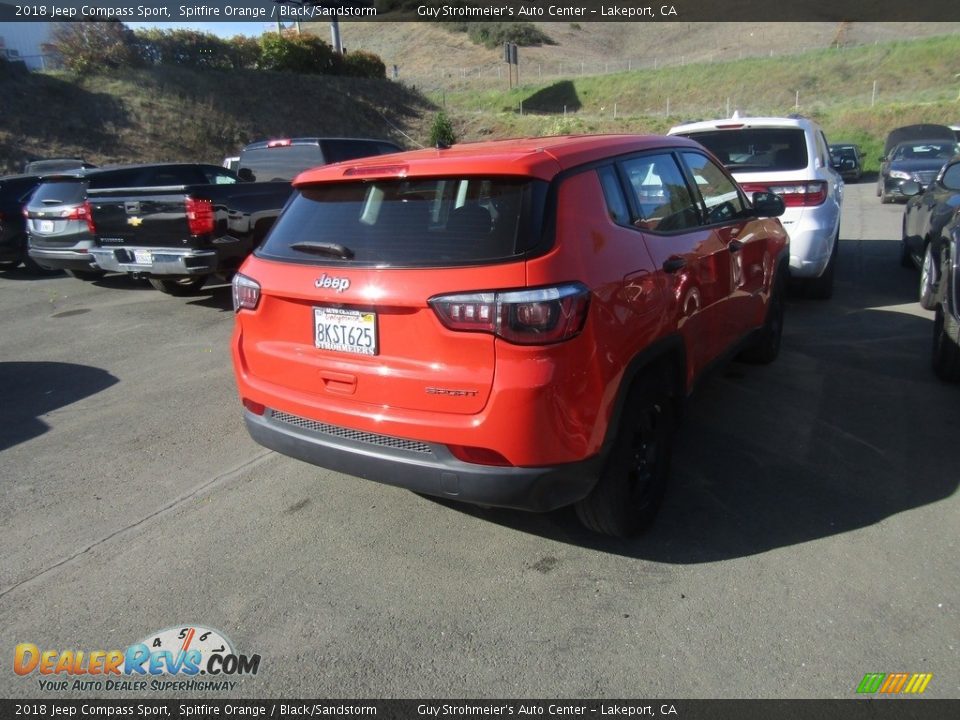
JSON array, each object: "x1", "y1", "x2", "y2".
[{"x1": 669, "y1": 115, "x2": 843, "y2": 299}]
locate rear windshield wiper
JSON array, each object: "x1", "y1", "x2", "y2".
[{"x1": 289, "y1": 241, "x2": 355, "y2": 260}]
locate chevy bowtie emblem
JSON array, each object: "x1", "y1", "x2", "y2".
[{"x1": 127, "y1": 216, "x2": 143, "y2": 227}]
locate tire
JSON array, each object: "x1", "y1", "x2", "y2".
[
  {"x1": 575, "y1": 370, "x2": 675, "y2": 538},
  {"x1": 931, "y1": 305, "x2": 960, "y2": 382},
  {"x1": 148, "y1": 276, "x2": 207, "y2": 296},
  {"x1": 876, "y1": 182, "x2": 882, "y2": 198},
  {"x1": 741, "y1": 270, "x2": 785, "y2": 364},
  {"x1": 919, "y1": 243, "x2": 939, "y2": 311},
  {"x1": 806, "y1": 232, "x2": 838, "y2": 300},
  {"x1": 65, "y1": 269, "x2": 105, "y2": 281},
  {"x1": 880, "y1": 193, "x2": 892, "y2": 204}
]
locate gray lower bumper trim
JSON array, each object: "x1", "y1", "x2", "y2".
[{"x1": 244, "y1": 408, "x2": 600, "y2": 512}]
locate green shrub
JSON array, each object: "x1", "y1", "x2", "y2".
[
  {"x1": 428, "y1": 111, "x2": 457, "y2": 147},
  {"x1": 341, "y1": 50, "x2": 386, "y2": 79},
  {"x1": 257, "y1": 33, "x2": 339, "y2": 75}
]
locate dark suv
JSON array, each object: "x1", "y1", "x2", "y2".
[{"x1": 231, "y1": 135, "x2": 789, "y2": 537}]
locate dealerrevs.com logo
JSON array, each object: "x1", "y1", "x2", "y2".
[{"x1": 14, "y1": 625, "x2": 261, "y2": 692}]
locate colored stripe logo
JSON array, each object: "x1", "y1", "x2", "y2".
[{"x1": 857, "y1": 672, "x2": 933, "y2": 694}]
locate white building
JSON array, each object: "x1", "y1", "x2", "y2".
[{"x1": 0, "y1": 22, "x2": 53, "y2": 70}]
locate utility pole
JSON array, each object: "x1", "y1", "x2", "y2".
[{"x1": 330, "y1": 19, "x2": 343, "y2": 55}]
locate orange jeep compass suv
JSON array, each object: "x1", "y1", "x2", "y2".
[{"x1": 231, "y1": 135, "x2": 788, "y2": 537}]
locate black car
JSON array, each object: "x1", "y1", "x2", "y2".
[
  {"x1": 924, "y1": 209, "x2": 960, "y2": 382},
  {"x1": 0, "y1": 173, "x2": 57, "y2": 272},
  {"x1": 878, "y1": 139, "x2": 958, "y2": 204},
  {"x1": 901, "y1": 156, "x2": 960, "y2": 273},
  {"x1": 829, "y1": 143, "x2": 863, "y2": 182},
  {"x1": 26, "y1": 163, "x2": 238, "y2": 280}
]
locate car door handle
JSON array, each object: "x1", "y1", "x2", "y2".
[
  {"x1": 662, "y1": 257, "x2": 686, "y2": 273},
  {"x1": 729, "y1": 240, "x2": 744, "y2": 253}
]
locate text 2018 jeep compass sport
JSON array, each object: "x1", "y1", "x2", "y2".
[{"x1": 231, "y1": 135, "x2": 788, "y2": 537}]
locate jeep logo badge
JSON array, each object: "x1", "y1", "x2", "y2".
[{"x1": 315, "y1": 274, "x2": 350, "y2": 293}]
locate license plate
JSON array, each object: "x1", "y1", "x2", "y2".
[
  {"x1": 133, "y1": 249, "x2": 152, "y2": 265},
  {"x1": 39, "y1": 220, "x2": 54, "y2": 233},
  {"x1": 314, "y1": 307, "x2": 377, "y2": 356}
]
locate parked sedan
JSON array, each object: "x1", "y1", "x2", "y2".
[
  {"x1": 829, "y1": 143, "x2": 863, "y2": 182},
  {"x1": 878, "y1": 139, "x2": 958, "y2": 203},
  {"x1": 901, "y1": 156, "x2": 960, "y2": 274}
]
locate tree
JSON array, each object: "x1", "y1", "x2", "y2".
[
  {"x1": 257, "y1": 33, "x2": 339, "y2": 75},
  {"x1": 50, "y1": 21, "x2": 142, "y2": 74}
]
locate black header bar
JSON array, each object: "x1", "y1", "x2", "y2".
[{"x1": 0, "y1": 0, "x2": 957, "y2": 23}]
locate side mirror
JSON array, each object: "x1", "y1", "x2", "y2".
[
  {"x1": 237, "y1": 168, "x2": 254, "y2": 182},
  {"x1": 842, "y1": 159, "x2": 856, "y2": 170},
  {"x1": 879, "y1": 156, "x2": 886, "y2": 163},
  {"x1": 752, "y1": 191, "x2": 785, "y2": 218},
  {"x1": 900, "y1": 181, "x2": 922, "y2": 197}
]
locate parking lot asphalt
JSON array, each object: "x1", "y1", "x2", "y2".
[{"x1": 0, "y1": 182, "x2": 956, "y2": 699}]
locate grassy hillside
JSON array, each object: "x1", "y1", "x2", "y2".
[
  {"x1": 427, "y1": 34, "x2": 960, "y2": 173},
  {"x1": 2, "y1": 25, "x2": 959, "y2": 176},
  {"x1": 0, "y1": 62, "x2": 433, "y2": 174}
]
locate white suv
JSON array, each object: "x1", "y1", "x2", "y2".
[{"x1": 669, "y1": 115, "x2": 842, "y2": 298}]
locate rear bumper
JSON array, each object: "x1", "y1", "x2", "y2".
[
  {"x1": 243, "y1": 407, "x2": 601, "y2": 512},
  {"x1": 28, "y1": 247, "x2": 97, "y2": 272},
  {"x1": 785, "y1": 210, "x2": 839, "y2": 279},
  {"x1": 90, "y1": 247, "x2": 218, "y2": 275}
]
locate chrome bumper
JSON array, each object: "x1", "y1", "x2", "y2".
[{"x1": 90, "y1": 247, "x2": 217, "y2": 275}]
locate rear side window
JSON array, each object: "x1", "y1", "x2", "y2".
[
  {"x1": 28, "y1": 180, "x2": 86, "y2": 207},
  {"x1": 680, "y1": 128, "x2": 809, "y2": 173},
  {"x1": 239, "y1": 145, "x2": 325, "y2": 182},
  {"x1": 257, "y1": 176, "x2": 547, "y2": 267},
  {"x1": 597, "y1": 166, "x2": 630, "y2": 225}
]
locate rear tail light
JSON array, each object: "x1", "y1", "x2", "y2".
[
  {"x1": 185, "y1": 197, "x2": 214, "y2": 235},
  {"x1": 267, "y1": 139, "x2": 292, "y2": 148},
  {"x1": 429, "y1": 283, "x2": 590, "y2": 345},
  {"x1": 232, "y1": 273, "x2": 261, "y2": 312},
  {"x1": 741, "y1": 181, "x2": 827, "y2": 207},
  {"x1": 65, "y1": 201, "x2": 96, "y2": 234}
]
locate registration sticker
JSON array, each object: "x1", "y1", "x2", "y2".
[{"x1": 314, "y1": 307, "x2": 377, "y2": 355}]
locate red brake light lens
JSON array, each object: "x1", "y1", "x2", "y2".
[
  {"x1": 429, "y1": 283, "x2": 590, "y2": 345},
  {"x1": 185, "y1": 197, "x2": 214, "y2": 235},
  {"x1": 242, "y1": 398, "x2": 266, "y2": 416},
  {"x1": 267, "y1": 139, "x2": 292, "y2": 148},
  {"x1": 64, "y1": 201, "x2": 96, "y2": 234},
  {"x1": 343, "y1": 164, "x2": 409, "y2": 178},
  {"x1": 447, "y1": 445, "x2": 512, "y2": 467},
  {"x1": 232, "y1": 273, "x2": 261, "y2": 312},
  {"x1": 741, "y1": 181, "x2": 827, "y2": 207}
]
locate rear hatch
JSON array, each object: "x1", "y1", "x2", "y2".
[
  {"x1": 24, "y1": 178, "x2": 91, "y2": 248},
  {"x1": 236, "y1": 173, "x2": 549, "y2": 415}
]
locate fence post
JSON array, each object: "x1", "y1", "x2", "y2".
[
  {"x1": 614, "y1": 103, "x2": 618, "y2": 119},
  {"x1": 871, "y1": 80, "x2": 877, "y2": 106},
  {"x1": 795, "y1": 90, "x2": 799, "y2": 109}
]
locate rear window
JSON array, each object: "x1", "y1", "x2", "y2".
[
  {"x1": 257, "y1": 176, "x2": 548, "y2": 268},
  {"x1": 679, "y1": 128, "x2": 809, "y2": 173},
  {"x1": 28, "y1": 180, "x2": 86, "y2": 207},
  {"x1": 239, "y1": 145, "x2": 325, "y2": 183}
]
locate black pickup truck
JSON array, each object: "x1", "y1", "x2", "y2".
[{"x1": 88, "y1": 137, "x2": 402, "y2": 294}]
